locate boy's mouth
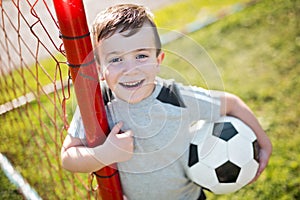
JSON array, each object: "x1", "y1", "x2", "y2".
[{"x1": 119, "y1": 80, "x2": 144, "y2": 89}]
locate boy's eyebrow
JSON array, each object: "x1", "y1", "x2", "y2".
[
  {"x1": 106, "y1": 51, "x2": 122, "y2": 56},
  {"x1": 133, "y1": 48, "x2": 154, "y2": 53},
  {"x1": 135, "y1": 48, "x2": 152, "y2": 51},
  {"x1": 105, "y1": 51, "x2": 124, "y2": 59},
  {"x1": 107, "y1": 48, "x2": 153, "y2": 57}
]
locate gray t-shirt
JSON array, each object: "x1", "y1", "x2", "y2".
[{"x1": 68, "y1": 78, "x2": 221, "y2": 200}]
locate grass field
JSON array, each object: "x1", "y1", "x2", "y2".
[
  {"x1": 0, "y1": 0, "x2": 299, "y2": 199},
  {"x1": 157, "y1": 0, "x2": 300, "y2": 199},
  {"x1": 0, "y1": 170, "x2": 21, "y2": 199}
]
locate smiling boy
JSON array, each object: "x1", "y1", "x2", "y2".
[
  {"x1": 61, "y1": 4, "x2": 272, "y2": 200},
  {"x1": 97, "y1": 21, "x2": 163, "y2": 104}
]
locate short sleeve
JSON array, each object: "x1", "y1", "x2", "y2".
[
  {"x1": 67, "y1": 106, "x2": 86, "y2": 139},
  {"x1": 179, "y1": 84, "x2": 221, "y2": 122}
]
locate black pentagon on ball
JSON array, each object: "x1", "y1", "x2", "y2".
[
  {"x1": 188, "y1": 144, "x2": 199, "y2": 167},
  {"x1": 213, "y1": 122, "x2": 238, "y2": 141},
  {"x1": 215, "y1": 161, "x2": 241, "y2": 183},
  {"x1": 252, "y1": 140, "x2": 260, "y2": 163}
]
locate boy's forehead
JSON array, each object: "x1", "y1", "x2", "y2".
[{"x1": 97, "y1": 24, "x2": 157, "y2": 55}]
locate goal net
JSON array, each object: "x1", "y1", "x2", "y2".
[{"x1": 0, "y1": 0, "x2": 94, "y2": 199}]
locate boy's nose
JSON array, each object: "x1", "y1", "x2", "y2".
[{"x1": 123, "y1": 60, "x2": 138, "y2": 74}]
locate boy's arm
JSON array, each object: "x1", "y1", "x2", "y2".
[
  {"x1": 215, "y1": 91, "x2": 272, "y2": 182},
  {"x1": 61, "y1": 134, "x2": 106, "y2": 172},
  {"x1": 61, "y1": 122, "x2": 134, "y2": 173}
]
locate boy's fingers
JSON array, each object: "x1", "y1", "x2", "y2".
[
  {"x1": 116, "y1": 130, "x2": 133, "y2": 139},
  {"x1": 258, "y1": 159, "x2": 267, "y2": 175},
  {"x1": 126, "y1": 130, "x2": 133, "y2": 137},
  {"x1": 250, "y1": 152, "x2": 269, "y2": 183},
  {"x1": 110, "y1": 121, "x2": 123, "y2": 135}
]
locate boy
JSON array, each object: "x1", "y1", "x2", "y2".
[{"x1": 61, "y1": 4, "x2": 272, "y2": 200}]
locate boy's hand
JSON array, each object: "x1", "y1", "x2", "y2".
[
  {"x1": 219, "y1": 92, "x2": 272, "y2": 184},
  {"x1": 104, "y1": 121, "x2": 134, "y2": 164},
  {"x1": 250, "y1": 136, "x2": 272, "y2": 183}
]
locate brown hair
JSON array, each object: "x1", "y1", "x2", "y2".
[{"x1": 92, "y1": 4, "x2": 162, "y2": 61}]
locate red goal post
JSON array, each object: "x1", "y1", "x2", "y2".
[{"x1": 53, "y1": 0, "x2": 123, "y2": 199}]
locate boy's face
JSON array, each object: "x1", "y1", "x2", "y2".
[{"x1": 96, "y1": 23, "x2": 164, "y2": 104}]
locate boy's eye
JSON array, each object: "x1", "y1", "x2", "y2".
[
  {"x1": 136, "y1": 54, "x2": 148, "y2": 60},
  {"x1": 110, "y1": 57, "x2": 122, "y2": 63}
]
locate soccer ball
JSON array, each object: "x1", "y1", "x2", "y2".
[{"x1": 187, "y1": 116, "x2": 260, "y2": 194}]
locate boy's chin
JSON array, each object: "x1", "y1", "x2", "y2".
[
  {"x1": 122, "y1": 95, "x2": 145, "y2": 104},
  {"x1": 117, "y1": 84, "x2": 155, "y2": 104}
]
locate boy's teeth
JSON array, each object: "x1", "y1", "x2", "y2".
[
  {"x1": 121, "y1": 80, "x2": 143, "y2": 87},
  {"x1": 124, "y1": 81, "x2": 140, "y2": 86}
]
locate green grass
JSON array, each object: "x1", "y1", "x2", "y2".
[
  {"x1": 155, "y1": 0, "x2": 250, "y2": 31},
  {"x1": 0, "y1": 89, "x2": 88, "y2": 199},
  {"x1": 0, "y1": 170, "x2": 22, "y2": 200},
  {"x1": 158, "y1": 0, "x2": 300, "y2": 199},
  {"x1": 0, "y1": 54, "x2": 68, "y2": 105},
  {"x1": 1, "y1": 0, "x2": 299, "y2": 199}
]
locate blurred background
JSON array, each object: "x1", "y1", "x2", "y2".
[{"x1": 0, "y1": 0, "x2": 299, "y2": 199}]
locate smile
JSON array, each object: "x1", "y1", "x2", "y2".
[{"x1": 119, "y1": 80, "x2": 144, "y2": 88}]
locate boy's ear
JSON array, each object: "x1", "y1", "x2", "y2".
[
  {"x1": 96, "y1": 63, "x2": 105, "y2": 81},
  {"x1": 157, "y1": 51, "x2": 165, "y2": 65},
  {"x1": 99, "y1": 68, "x2": 105, "y2": 81},
  {"x1": 99, "y1": 71, "x2": 105, "y2": 81}
]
